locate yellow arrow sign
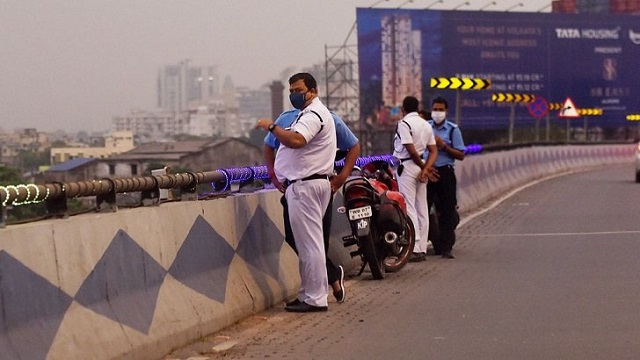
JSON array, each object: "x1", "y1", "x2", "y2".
[
  {"x1": 431, "y1": 77, "x2": 491, "y2": 90},
  {"x1": 627, "y1": 114, "x2": 640, "y2": 121},
  {"x1": 472, "y1": 78, "x2": 491, "y2": 90},
  {"x1": 462, "y1": 78, "x2": 474, "y2": 89},
  {"x1": 492, "y1": 93, "x2": 535, "y2": 103},
  {"x1": 578, "y1": 108, "x2": 603, "y2": 116},
  {"x1": 450, "y1": 77, "x2": 463, "y2": 89},
  {"x1": 549, "y1": 102, "x2": 563, "y2": 110}
]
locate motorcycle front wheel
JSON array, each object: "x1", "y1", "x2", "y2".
[
  {"x1": 358, "y1": 226, "x2": 385, "y2": 280},
  {"x1": 384, "y1": 216, "x2": 416, "y2": 273}
]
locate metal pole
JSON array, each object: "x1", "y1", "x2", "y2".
[
  {"x1": 545, "y1": 112, "x2": 550, "y2": 142},
  {"x1": 324, "y1": 44, "x2": 330, "y2": 108},
  {"x1": 534, "y1": 117, "x2": 540, "y2": 142},
  {"x1": 455, "y1": 89, "x2": 462, "y2": 126},
  {"x1": 509, "y1": 103, "x2": 515, "y2": 144},
  {"x1": 566, "y1": 118, "x2": 570, "y2": 143},
  {"x1": 583, "y1": 116, "x2": 588, "y2": 141}
]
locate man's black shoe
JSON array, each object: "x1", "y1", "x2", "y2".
[
  {"x1": 426, "y1": 248, "x2": 442, "y2": 256},
  {"x1": 333, "y1": 265, "x2": 346, "y2": 303},
  {"x1": 285, "y1": 301, "x2": 328, "y2": 313},
  {"x1": 442, "y1": 251, "x2": 455, "y2": 259},
  {"x1": 409, "y1": 252, "x2": 426, "y2": 262},
  {"x1": 286, "y1": 298, "x2": 301, "y2": 307}
]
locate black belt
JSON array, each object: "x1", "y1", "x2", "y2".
[
  {"x1": 436, "y1": 164, "x2": 454, "y2": 170},
  {"x1": 398, "y1": 153, "x2": 424, "y2": 162},
  {"x1": 284, "y1": 174, "x2": 329, "y2": 187}
]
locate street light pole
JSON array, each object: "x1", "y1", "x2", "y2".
[
  {"x1": 537, "y1": 3, "x2": 552, "y2": 12},
  {"x1": 368, "y1": 0, "x2": 390, "y2": 8},
  {"x1": 509, "y1": 103, "x2": 516, "y2": 144},
  {"x1": 397, "y1": 0, "x2": 413, "y2": 8},
  {"x1": 453, "y1": 1, "x2": 470, "y2": 10},
  {"x1": 479, "y1": 1, "x2": 497, "y2": 11},
  {"x1": 423, "y1": 0, "x2": 443, "y2": 9},
  {"x1": 505, "y1": 2, "x2": 524, "y2": 12}
]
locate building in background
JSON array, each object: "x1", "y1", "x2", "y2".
[
  {"x1": 97, "y1": 137, "x2": 263, "y2": 178},
  {"x1": 116, "y1": 68, "x2": 270, "y2": 141},
  {"x1": 40, "y1": 158, "x2": 99, "y2": 183},
  {"x1": 0, "y1": 128, "x2": 50, "y2": 168},
  {"x1": 157, "y1": 60, "x2": 220, "y2": 113},
  {"x1": 237, "y1": 87, "x2": 271, "y2": 121},
  {"x1": 50, "y1": 131, "x2": 135, "y2": 165},
  {"x1": 113, "y1": 109, "x2": 179, "y2": 143},
  {"x1": 552, "y1": 0, "x2": 640, "y2": 13}
]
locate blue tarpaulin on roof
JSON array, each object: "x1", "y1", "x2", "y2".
[{"x1": 48, "y1": 158, "x2": 96, "y2": 172}]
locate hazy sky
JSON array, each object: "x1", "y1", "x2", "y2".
[{"x1": 0, "y1": 0, "x2": 550, "y2": 133}]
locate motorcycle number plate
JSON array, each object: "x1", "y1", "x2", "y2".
[{"x1": 348, "y1": 205, "x2": 372, "y2": 221}]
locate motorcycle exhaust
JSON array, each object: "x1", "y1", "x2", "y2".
[{"x1": 384, "y1": 231, "x2": 398, "y2": 245}]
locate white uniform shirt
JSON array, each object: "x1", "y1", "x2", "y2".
[
  {"x1": 274, "y1": 97, "x2": 337, "y2": 182},
  {"x1": 393, "y1": 112, "x2": 436, "y2": 160}
]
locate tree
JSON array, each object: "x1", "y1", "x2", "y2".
[
  {"x1": 16, "y1": 149, "x2": 50, "y2": 173},
  {"x1": 0, "y1": 165, "x2": 22, "y2": 184}
]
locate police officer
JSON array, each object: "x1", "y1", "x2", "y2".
[
  {"x1": 263, "y1": 108, "x2": 360, "y2": 304},
  {"x1": 425, "y1": 96, "x2": 465, "y2": 259},
  {"x1": 393, "y1": 96, "x2": 438, "y2": 263},
  {"x1": 256, "y1": 72, "x2": 336, "y2": 312}
]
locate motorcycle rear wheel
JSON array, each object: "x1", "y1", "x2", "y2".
[
  {"x1": 384, "y1": 216, "x2": 416, "y2": 273},
  {"x1": 358, "y1": 227, "x2": 385, "y2": 280}
]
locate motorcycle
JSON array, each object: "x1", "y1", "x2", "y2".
[{"x1": 338, "y1": 159, "x2": 415, "y2": 280}]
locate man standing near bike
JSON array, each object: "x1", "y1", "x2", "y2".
[
  {"x1": 256, "y1": 72, "x2": 336, "y2": 313},
  {"x1": 424, "y1": 96, "x2": 466, "y2": 259},
  {"x1": 263, "y1": 107, "x2": 360, "y2": 305},
  {"x1": 393, "y1": 96, "x2": 438, "y2": 263}
]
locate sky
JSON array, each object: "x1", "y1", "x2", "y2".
[{"x1": 0, "y1": 0, "x2": 551, "y2": 133}]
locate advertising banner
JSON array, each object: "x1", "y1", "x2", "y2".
[{"x1": 357, "y1": 8, "x2": 640, "y2": 129}]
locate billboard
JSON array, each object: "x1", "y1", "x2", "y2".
[{"x1": 357, "y1": 8, "x2": 640, "y2": 129}]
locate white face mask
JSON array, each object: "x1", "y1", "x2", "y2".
[{"x1": 431, "y1": 111, "x2": 446, "y2": 124}]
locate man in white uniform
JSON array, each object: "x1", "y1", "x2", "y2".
[
  {"x1": 392, "y1": 96, "x2": 438, "y2": 263},
  {"x1": 256, "y1": 72, "x2": 336, "y2": 312}
]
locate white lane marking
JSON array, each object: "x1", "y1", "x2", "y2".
[
  {"x1": 467, "y1": 230, "x2": 640, "y2": 237},
  {"x1": 458, "y1": 171, "x2": 576, "y2": 229}
]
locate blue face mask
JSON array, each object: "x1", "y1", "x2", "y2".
[{"x1": 289, "y1": 91, "x2": 307, "y2": 110}]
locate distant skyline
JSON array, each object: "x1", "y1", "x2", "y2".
[{"x1": 0, "y1": 0, "x2": 550, "y2": 133}]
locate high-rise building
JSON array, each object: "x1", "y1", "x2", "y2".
[
  {"x1": 380, "y1": 14, "x2": 422, "y2": 108},
  {"x1": 113, "y1": 109, "x2": 179, "y2": 143},
  {"x1": 237, "y1": 87, "x2": 271, "y2": 121},
  {"x1": 157, "y1": 60, "x2": 220, "y2": 113}
]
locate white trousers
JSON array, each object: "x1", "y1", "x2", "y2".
[
  {"x1": 395, "y1": 162, "x2": 430, "y2": 253},
  {"x1": 285, "y1": 178, "x2": 331, "y2": 307}
]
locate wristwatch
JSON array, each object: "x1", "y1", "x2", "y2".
[{"x1": 268, "y1": 123, "x2": 276, "y2": 132}]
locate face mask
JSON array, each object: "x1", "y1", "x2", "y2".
[
  {"x1": 431, "y1": 111, "x2": 446, "y2": 124},
  {"x1": 289, "y1": 91, "x2": 307, "y2": 110}
]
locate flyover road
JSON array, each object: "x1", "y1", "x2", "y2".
[{"x1": 163, "y1": 165, "x2": 640, "y2": 360}]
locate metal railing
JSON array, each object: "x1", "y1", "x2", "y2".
[{"x1": 0, "y1": 154, "x2": 401, "y2": 228}]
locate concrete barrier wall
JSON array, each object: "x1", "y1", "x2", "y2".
[
  {"x1": 0, "y1": 144, "x2": 633, "y2": 360},
  {"x1": 0, "y1": 192, "x2": 299, "y2": 360},
  {"x1": 456, "y1": 144, "x2": 634, "y2": 213}
]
